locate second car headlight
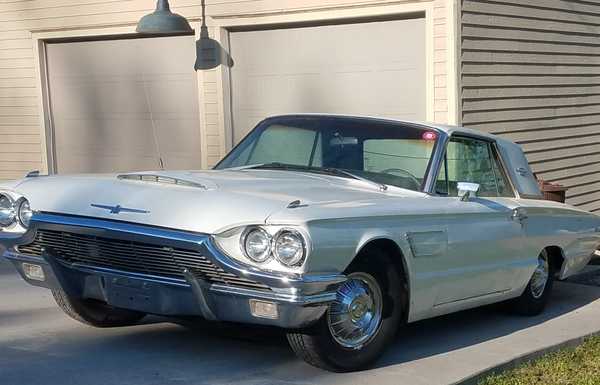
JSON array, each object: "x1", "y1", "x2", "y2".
[
  {"x1": 0, "y1": 193, "x2": 16, "y2": 227},
  {"x1": 273, "y1": 230, "x2": 306, "y2": 266},
  {"x1": 17, "y1": 199, "x2": 32, "y2": 228}
]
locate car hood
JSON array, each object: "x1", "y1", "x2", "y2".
[{"x1": 9, "y1": 170, "x2": 420, "y2": 234}]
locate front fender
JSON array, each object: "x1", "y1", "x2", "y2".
[{"x1": 355, "y1": 231, "x2": 413, "y2": 274}]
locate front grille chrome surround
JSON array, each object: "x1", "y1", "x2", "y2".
[{"x1": 16, "y1": 229, "x2": 270, "y2": 291}]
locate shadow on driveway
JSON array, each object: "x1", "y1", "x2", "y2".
[{"x1": 1, "y1": 268, "x2": 600, "y2": 385}]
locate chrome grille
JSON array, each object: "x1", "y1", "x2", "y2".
[{"x1": 17, "y1": 229, "x2": 270, "y2": 291}]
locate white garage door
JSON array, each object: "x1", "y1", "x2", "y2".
[
  {"x1": 46, "y1": 35, "x2": 201, "y2": 174},
  {"x1": 229, "y1": 18, "x2": 426, "y2": 143}
]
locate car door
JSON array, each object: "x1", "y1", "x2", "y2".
[{"x1": 431, "y1": 135, "x2": 526, "y2": 306}]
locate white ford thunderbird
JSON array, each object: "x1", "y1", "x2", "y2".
[{"x1": 1, "y1": 115, "x2": 599, "y2": 371}]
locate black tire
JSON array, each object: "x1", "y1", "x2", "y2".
[
  {"x1": 510, "y1": 249, "x2": 554, "y2": 316},
  {"x1": 287, "y1": 248, "x2": 405, "y2": 372},
  {"x1": 52, "y1": 288, "x2": 146, "y2": 327}
]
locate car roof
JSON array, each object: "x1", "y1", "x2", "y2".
[{"x1": 267, "y1": 113, "x2": 505, "y2": 143}]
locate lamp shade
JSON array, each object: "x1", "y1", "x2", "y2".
[{"x1": 137, "y1": 0, "x2": 193, "y2": 34}]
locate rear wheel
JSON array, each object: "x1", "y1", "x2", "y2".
[
  {"x1": 287, "y1": 249, "x2": 404, "y2": 372},
  {"x1": 510, "y1": 249, "x2": 554, "y2": 316},
  {"x1": 52, "y1": 288, "x2": 146, "y2": 327}
]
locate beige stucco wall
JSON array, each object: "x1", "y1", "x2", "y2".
[{"x1": 0, "y1": 0, "x2": 455, "y2": 176}]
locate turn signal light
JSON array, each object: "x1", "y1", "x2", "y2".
[
  {"x1": 249, "y1": 299, "x2": 278, "y2": 319},
  {"x1": 22, "y1": 263, "x2": 45, "y2": 281}
]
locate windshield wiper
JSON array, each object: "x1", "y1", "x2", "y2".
[
  {"x1": 245, "y1": 163, "x2": 388, "y2": 191},
  {"x1": 319, "y1": 167, "x2": 388, "y2": 191}
]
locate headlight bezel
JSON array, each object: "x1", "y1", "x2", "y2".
[
  {"x1": 0, "y1": 193, "x2": 16, "y2": 228},
  {"x1": 273, "y1": 229, "x2": 307, "y2": 267},
  {"x1": 240, "y1": 226, "x2": 273, "y2": 263},
  {"x1": 17, "y1": 198, "x2": 33, "y2": 228}
]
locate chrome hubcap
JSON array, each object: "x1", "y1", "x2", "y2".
[
  {"x1": 531, "y1": 252, "x2": 550, "y2": 299},
  {"x1": 327, "y1": 272, "x2": 383, "y2": 349}
]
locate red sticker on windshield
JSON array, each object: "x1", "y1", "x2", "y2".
[{"x1": 422, "y1": 131, "x2": 437, "y2": 141}]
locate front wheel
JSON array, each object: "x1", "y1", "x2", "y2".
[
  {"x1": 287, "y1": 250, "x2": 404, "y2": 372},
  {"x1": 510, "y1": 249, "x2": 554, "y2": 316}
]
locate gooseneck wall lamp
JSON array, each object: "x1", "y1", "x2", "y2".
[
  {"x1": 137, "y1": 0, "x2": 227, "y2": 70},
  {"x1": 136, "y1": 0, "x2": 194, "y2": 34}
]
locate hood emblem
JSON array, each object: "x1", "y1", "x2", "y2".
[{"x1": 91, "y1": 204, "x2": 150, "y2": 215}]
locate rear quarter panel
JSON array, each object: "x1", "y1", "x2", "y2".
[{"x1": 519, "y1": 199, "x2": 600, "y2": 278}]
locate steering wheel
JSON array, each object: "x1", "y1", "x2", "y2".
[{"x1": 380, "y1": 168, "x2": 421, "y2": 190}]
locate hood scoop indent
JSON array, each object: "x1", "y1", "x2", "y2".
[{"x1": 117, "y1": 174, "x2": 210, "y2": 190}]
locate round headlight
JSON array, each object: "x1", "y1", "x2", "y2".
[
  {"x1": 273, "y1": 230, "x2": 306, "y2": 266},
  {"x1": 241, "y1": 227, "x2": 272, "y2": 263},
  {"x1": 18, "y1": 199, "x2": 32, "y2": 228},
  {"x1": 0, "y1": 194, "x2": 15, "y2": 227}
]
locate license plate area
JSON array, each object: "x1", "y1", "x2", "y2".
[{"x1": 105, "y1": 276, "x2": 158, "y2": 312}]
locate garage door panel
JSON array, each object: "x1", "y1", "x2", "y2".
[
  {"x1": 57, "y1": 153, "x2": 159, "y2": 175},
  {"x1": 50, "y1": 80, "x2": 199, "y2": 125},
  {"x1": 49, "y1": 38, "x2": 195, "y2": 77},
  {"x1": 51, "y1": 83, "x2": 149, "y2": 116},
  {"x1": 52, "y1": 80, "x2": 200, "y2": 116},
  {"x1": 154, "y1": 118, "x2": 202, "y2": 167},
  {"x1": 146, "y1": 82, "x2": 200, "y2": 115},
  {"x1": 54, "y1": 119, "x2": 159, "y2": 155},
  {"x1": 46, "y1": 35, "x2": 201, "y2": 174},
  {"x1": 230, "y1": 18, "x2": 426, "y2": 143}
]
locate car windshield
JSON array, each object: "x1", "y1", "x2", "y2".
[{"x1": 215, "y1": 116, "x2": 440, "y2": 192}]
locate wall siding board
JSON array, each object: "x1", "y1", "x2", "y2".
[
  {"x1": 493, "y1": 0, "x2": 600, "y2": 16},
  {"x1": 539, "y1": 163, "x2": 599, "y2": 183},
  {"x1": 526, "y1": 143, "x2": 600, "y2": 163},
  {"x1": 481, "y1": 116, "x2": 600, "y2": 135},
  {"x1": 462, "y1": 51, "x2": 600, "y2": 66},
  {"x1": 462, "y1": 12, "x2": 600, "y2": 35},
  {"x1": 463, "y1": 64, "x2": 600, "y2": 76},
  {"x1": 462, "y1": 39, "x2": 600, "y2": 55},
  {"x1": 568, "y1": 181, "x2": 600, "y2": 199},
  {"x1": 522, "y1": 132, "x2": 600, "y2": 147},
  {"x1": 460, "y1": 0, "x2": 600, "y2": 211},
  {"x1": 463, "y1": 104, "x2": 600, "y2": 125},
  {"x1": 523, "y1": 135, "x2": 600, "y2": 153},
  {"x1": 462, "y1": 1, "x2": 600, "y2": 25},
  {"x1": 568, "y1": 191, "x2": 600, "y2": 207},
  {"x1": 557, "y1": 173, "x2": 600, "y2": 190},
  {"x1": 463, "y1": 85, "x2": 600, "y2": 99},
  {"x1": 462, "y1": 25, "x2": 600, "y2": 46},
  {"x1": 463, "y1": 95, "x2": 600, "y2": 111}
]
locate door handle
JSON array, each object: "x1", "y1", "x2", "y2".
[{"x1": 511, "y1": 207, "x2": 528, "y2": 222}]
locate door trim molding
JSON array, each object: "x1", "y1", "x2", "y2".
[{"x1": 433, "y1": 288, "x2": 512, "y2": 308}]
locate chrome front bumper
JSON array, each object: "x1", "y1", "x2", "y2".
[{"x1": 3, "y1": 214, "x2": 346, "y2": 329}]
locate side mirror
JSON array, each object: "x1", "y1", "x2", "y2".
[{"x1": 457, "y1": 182, "x2": 480, "y2": 202}]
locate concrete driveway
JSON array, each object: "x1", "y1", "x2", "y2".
[{"x1": 2, "y1": 258, "x2": 600, "y2": 385}]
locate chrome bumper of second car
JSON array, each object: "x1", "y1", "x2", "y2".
[{"x1": 2, "y1": 213, "x2": 346, "y2": 329}]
